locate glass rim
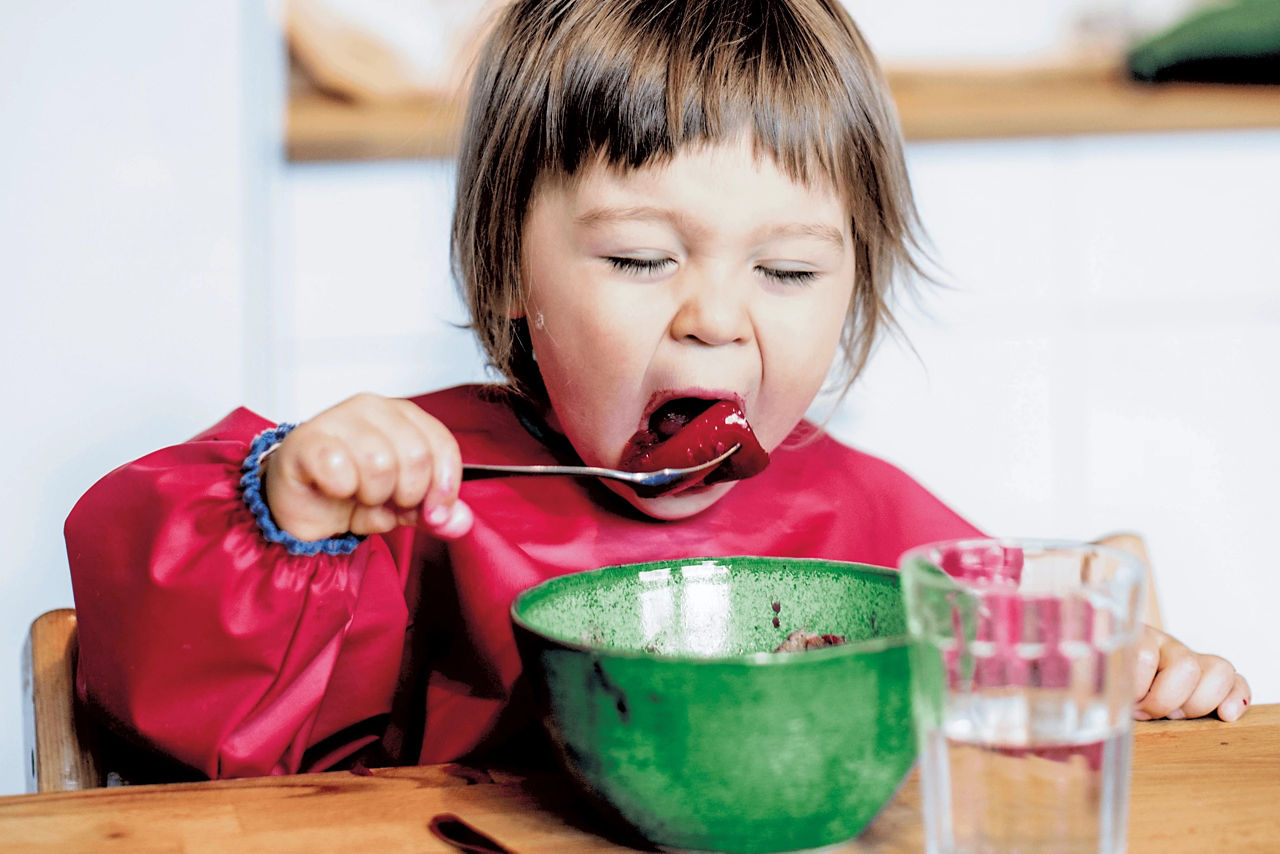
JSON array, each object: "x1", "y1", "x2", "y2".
[{"x1": 899, "y1": 536, "x2": 1147, "y2": 595}]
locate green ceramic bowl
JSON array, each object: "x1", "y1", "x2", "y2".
[{"x1": 510, "y1": 556, "x2": 915, "y2": 853}]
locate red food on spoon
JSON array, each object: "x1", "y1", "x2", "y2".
[{"x1": 619, "y1": 399, "x2": 769, "y2": 496}]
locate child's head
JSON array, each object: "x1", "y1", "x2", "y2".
[{"x1": 451, "y1": 0, "x2": 923, "y2": 516}]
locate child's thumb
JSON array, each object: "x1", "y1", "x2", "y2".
[{"x1": 421, "y1": 499, "x2": 474, "y2": 540}]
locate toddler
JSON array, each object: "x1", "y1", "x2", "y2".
[{"x1": 65, "y1": 0, "x2": 1247, "y2": 780}]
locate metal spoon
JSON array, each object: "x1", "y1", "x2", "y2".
[{"x1": 463, "y1": 444, "x2": 741, "y2": 490}]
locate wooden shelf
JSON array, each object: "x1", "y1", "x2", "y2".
[
  {"x1": 286, "y1": 61, "x2": 1280, "y2": 162},
  {"x1": 287, "y1": 90, "x2": 464, "y2": 162},
  {"x1": 889, "y1": 61, "x2": 1280, "y2": 142}
]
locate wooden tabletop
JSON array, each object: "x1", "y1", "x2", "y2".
[
  {"x1": 286, "y1": 60, "x2": 1280, "y2": 162},
  {"x1": 3, "y1": 704, "x2": 1277, "y2": 853}
]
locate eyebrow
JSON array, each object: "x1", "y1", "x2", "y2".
[
  {"x1": 574, "y1": 205, "x2": 847, "y2": 251},
  {"x1": 756, "y1": 222, "x2": 847, "y2": 251},
  {"x1": 574, "y1": 205, "x2": 704, "y2": 236}
]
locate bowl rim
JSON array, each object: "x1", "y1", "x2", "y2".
[{"x1": 509, "y1": 555, "x2": 911, "y2": 664}]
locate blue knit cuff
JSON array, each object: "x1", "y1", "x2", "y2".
[{"x1": 240, "y1": 423, "x2": 362, "y2": 556}]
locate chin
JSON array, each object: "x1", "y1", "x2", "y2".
[{"x1": 609, "y1": 480, "x2": 739, "y2": 520}]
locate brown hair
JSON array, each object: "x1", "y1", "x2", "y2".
[{"x1": 451, "y1": 0, "x2": 924, "y2": 399}]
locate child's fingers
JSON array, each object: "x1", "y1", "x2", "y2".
[
  {"x1": 1171, "y1": 654, "x2": 1236, "y2": 719},
  {"x1": 395, "y1": 506, "x2": 424, "y2": 528},
  {"x1": 264, "y1": 429, "x2": 363, "y2": 541},
  {"x1": 1216, "y1": 672, "x2": 1251, "y2": 722},
  {"x1": 395, "y1": 400, "x2": 462, "y2": 511},
  {"x1": 336, "y1": 420, "x2": 403, "y2": 507},
  {"x1": 1135, "y1": 638, "x2": 1201, "y2": 720},
  {"x1": 1131, "y1": 626, "x2": 1161, "y2": 703},
  {"x1": 289, "y1": 428, "x2": 360, "y2": 499},
  {"x1": 348, "y1": 503, "x2": 400, "y2": 536},
  {"x1": 371, "y1": 404, "x2": 436, "y2": 509}
]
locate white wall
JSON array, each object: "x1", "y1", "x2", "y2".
[
  {"x1": 826, "y1": 132, "x2": 1280, "y2": 697},
  {"x1": 0, "y1": 1, "x2": 282, "y2": 795},
  {"x1": 277, "y1": 161, "x2": 491, "y2": 419}
]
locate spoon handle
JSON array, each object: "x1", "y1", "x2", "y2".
[
  {"x1": 462, "y1": 462, "x2": 649, "y2": 484},
  {"x1": 462, "y1": 444, "x2": 740, "y2": 489}
]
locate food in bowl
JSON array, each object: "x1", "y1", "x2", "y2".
[{"x1": 772, "y1": 630, "x2": 848, "y2": 652}]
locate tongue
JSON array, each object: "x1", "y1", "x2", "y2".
[{"x1": 619, "y1": 399, "x2": 769, "y2": 494}]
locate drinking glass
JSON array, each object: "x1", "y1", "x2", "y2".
[{"x1": 900, "y1": 538, "x2": 1146, "y2": 854}]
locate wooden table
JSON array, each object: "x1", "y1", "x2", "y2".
[{"x1": 3, "y1": 704, "x2": 1277, "y2": 853}]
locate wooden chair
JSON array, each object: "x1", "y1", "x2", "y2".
[{"x1": 21, "y1": 609, "x2": 102, "y2": 792}]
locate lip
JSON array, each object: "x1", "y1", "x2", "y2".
[{"x1": 638, "y1": 388, "x2": 747, "y2": 430}]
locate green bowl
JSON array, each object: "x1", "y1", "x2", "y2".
[{"x1": 510, "y1": 556, "x2": 915, "y2": 853}]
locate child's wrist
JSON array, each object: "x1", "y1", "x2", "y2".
[{"x1": 239, "y1": 424, "x2": 362, "y2": 556}]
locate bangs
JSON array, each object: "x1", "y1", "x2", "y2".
[{"x1": 539, "y1": 0, "x2": 885, "y2": 197}]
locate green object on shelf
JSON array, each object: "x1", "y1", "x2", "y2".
[
  {"x1": 511, "y1": 556, "x2": 915, "y2": 854},
  {"x1": 1128, "y1": 0, "x2": 1280, "y2": 82}
]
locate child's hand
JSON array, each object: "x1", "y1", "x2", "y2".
[
  {"x1": 1133, "y1": 625, "x2": 1249, "y2": 722},
  {"x1": 263, "y1": 393, "x2": 473, "y2": 542}
]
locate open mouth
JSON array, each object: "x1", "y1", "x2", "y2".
[{"x1": 618, "y1": 397, "x2": 770, "y2": 496}]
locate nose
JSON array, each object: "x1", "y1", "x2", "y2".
[{"x1": 669, "y1": 268, "x2": 753, "y2": 347}]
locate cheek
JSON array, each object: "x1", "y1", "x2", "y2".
[
  {"x1": 773, "y1": 282, "x2": 850, "y2": 372},
  {"x1": 532, "y1": 279, "x2": 662, "y2": 377},
  {"x1": 532, "y1": 301, "x2": 634, "y2": 385},
  {"x1": 756, "y1": 289, "x2": 851, "y2": 441},
  {"x1": 764, "y1": 331, "x2": 838, "y2": 413},
  {"x1": 526, "y1": 297, "x2": 651, "y2": 449}
]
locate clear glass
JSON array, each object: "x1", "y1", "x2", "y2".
[{"x1": 900, "y1": 538, "x2": 1146, "y2": 854}]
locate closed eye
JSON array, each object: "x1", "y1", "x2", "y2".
[
  {"x1": 606, "y1": 256, "x2": 674, "y2": 275},
  {"x1": 757, "y1": 267, "x2": 818, "y2": 285}
]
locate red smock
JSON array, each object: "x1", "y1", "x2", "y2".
[{"x1": 64, "y1": 384, "x2": 982, "y2": 779}]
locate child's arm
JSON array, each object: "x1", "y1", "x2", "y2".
[
  {"x1": 64, "y1": 396, "x2": 467, "y2": 780},
  {"x1": 1133, "y1": 626, "x2": 1251, "y2": 722}
]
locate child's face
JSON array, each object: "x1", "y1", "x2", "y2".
[{"x1": 521, "y1": 136, "x2": 855, "y2": 519}]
